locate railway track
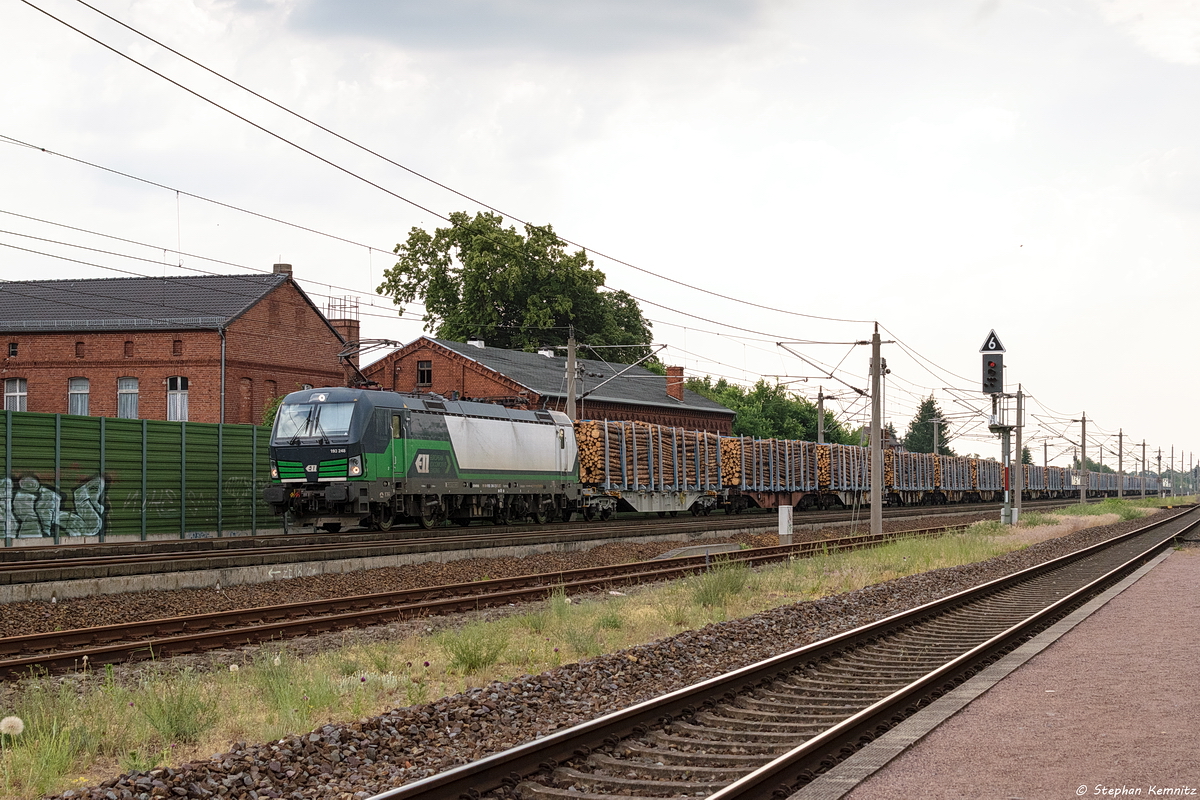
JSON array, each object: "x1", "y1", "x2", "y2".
[
  {"x1": 362, "y1": 505, "x2": 1199, "y2": 800},
  {"x1": 0, "y1": 500, "x2": 1079, "y2": 587},
  {"x1": 0, "y1": 523, "x2": 964, "y2": 680}
]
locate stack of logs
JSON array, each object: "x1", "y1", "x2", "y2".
[
  {"x1": 720, "y1": 437, "x2": 744, "y2": 486},
  {"x1": 576, "y1": 420, "x2": 721, "y2": 489},
  {"x1": 721, "y1": 438, "x2": 817, "y2": 489},
  {"x1": 816, "y1": 444, "x2": 832, "y2": 489}
]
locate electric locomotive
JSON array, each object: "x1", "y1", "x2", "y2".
[{"x1": 263, "y1": 387, "x2": 580, "y2": 531}]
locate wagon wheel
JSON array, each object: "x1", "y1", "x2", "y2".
[
  {"x1": 599, "y1": 507, "x2": 613, "y2": 521},
  {"x1": 582, "y1": 506, "x2": 596, "y2": 522},
  {"x1": 377, "y1": 512, "x2": 396, "y2": 532},
  {"x1": 418, "y1": 495, "x2": 443, "y2": 529}
]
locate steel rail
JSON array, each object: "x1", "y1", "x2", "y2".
[
  {"x1": 0, "y1": 499, "x2": 1083, "y2": 570},
  {"x1": 0, "y1": 523, "x2": 960, "y2": 679},
  {"x1": 364, "y1": 506, "x2": 1198, "y2": 800}
]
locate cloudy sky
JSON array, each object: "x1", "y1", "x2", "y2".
[{"x1": 2, "y1": 0, "x2": 1198, "y2": 472}]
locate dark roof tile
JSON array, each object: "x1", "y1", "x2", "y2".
[
  {"x1": 0, "y1": 273, "x2": 290, "y2": 332},
  {"x1": 432, "y1": 338, "x2": 734, "y2": 416}
]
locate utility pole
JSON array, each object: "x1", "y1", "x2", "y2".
[
  {"x1": 817, "y1": 387, "x2": 825, "y2": 445},
  {"x1": 1080, "y1": 413, "x2": 1087, "y2": 504},
  {"x1": 1171, "y1": 446, "x2": 1176, "y2": 497},
  {"x1": 565, "y1": 327, "x2": 577, "y2": 422},
  {"x1": 1142, "y1": 440, "x2": 1147, "y2": 498},
  {"x1": 1158, "y1": 448, "x2": 1163, "y2": 496},
  {"x1": 870, "y1": 325, "x2": 883, "y2": 538},
  {"x1": 1044, "y1": 441, "x2": 1048, "y2": 471},
  {"x1": 932, "y1": 418, "x2": 946, "y2": 457},
  {"x1": 1014, "y1": 385, "x2": 1023, "y2": 519},
  {"x1": 1118, "y1": 428, "x2": 1124, "y2": 499}
]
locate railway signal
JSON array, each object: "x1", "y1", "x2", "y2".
[{"x1": 982, "y1": 355, "x2": 1003, "y2": 394}]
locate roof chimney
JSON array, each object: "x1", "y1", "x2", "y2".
[
  {"x1": 467, "y1": 339, "x2": 485, "y2": 349},
  {"x1": 273, "y1": 263, "x2": 292, "y2": 275},
  {"x1": 666, "y1": 365, "x2": 685, "y2": 402}
]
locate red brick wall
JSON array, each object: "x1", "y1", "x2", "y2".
[
  {"x1": 0, "y1": 281, "x2": 346, "y2": 424},
  {"x1": 364, "y1": 342, "x2": 530, "y2": 403},
  {"x1": 224, "y1": 281, "x2": 346, "y2": 424}
]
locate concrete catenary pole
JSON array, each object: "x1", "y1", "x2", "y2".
[
  {"x1": 817, "y1": 387, "x2": 825, "y2": 445},
  {"x1": 870, "y1": 325, "x2": 883, "y2": 539},
  {"x1": 1118, "y1": 428, "x2": 1124, "y2": 499},
  {"x1": 565, "y1": 327, "x2": 577, "y2": 422},
  {"x1": 1014, "y1": 386, "x2": 1023, "y2": 519},
  {"x1": 1142, "y1": 440, "x2": 1147, "y2": 498},
  {"x1": 1080, "y1": 413, "x2": 1087, "y2": 504}
]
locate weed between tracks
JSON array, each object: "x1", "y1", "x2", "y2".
[{"x1": 0, "y1": 501, "x2": 1172, "y2": 798}]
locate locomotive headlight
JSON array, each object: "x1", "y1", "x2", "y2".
[
  {"x1": 270, "y1": 461, "x2": 278, "y2": 479},
  {"x1": 348, "y1": 455, "x2": 363, "y2": 477}
]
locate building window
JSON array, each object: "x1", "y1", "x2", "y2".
[
  {"x1": 124, "y1": 341, "x2": 133, "y2": 358},
  {"x1": 417, "y1": 360, "x2": 432, "y2": 385},
  {"x1": 118, "y1": 377, "x2": 138, "y2": 419},
  {"x1": 7, "y1": 343, "x2": 16, "y2": 358},
  {"x1": 167, "y1": 376, "x2": 188, "y2": 421},
  {"x1": 4, "y1": 378, "x2": 26, "y2": 411},
  {"x1": 75, "y1": 341, "x2": 85, "y2": 358},
  {"x1": 68, "y1": 377, "x2": 89, "y2": 416},
  {"x1": 172, "y1": 340, "x2": 183, "y2": 357}
]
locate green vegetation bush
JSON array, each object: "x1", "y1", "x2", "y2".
[
  {"x1": 691, "y1": 560, "x2": 750, "y2": 608},
  {"x1": 439, "y1": 623, "x2": 507, "y2": 674}
]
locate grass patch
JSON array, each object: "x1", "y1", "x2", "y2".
[
  {"x1": 438, "y1": 622, "x2": 508, "y2": 674},
  {"x1": 138, "y1": 670, "x2": 217, "y2": 744},
  {"x1": 1052, "y1": 498, "x2": 1146, "y2": 521},
  {"x1": 690, "y1": 559, "x2": 751, "y2": 608}
]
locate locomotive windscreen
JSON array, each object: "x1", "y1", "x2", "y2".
[{"x1": 272, "y1": 401, "x2": 356, "y2": 444}]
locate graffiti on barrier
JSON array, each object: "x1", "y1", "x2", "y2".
[{"x1": 1, "y1": 475, "x2": 106, "y2": 538}]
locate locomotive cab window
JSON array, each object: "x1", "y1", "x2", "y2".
[
  {"x1": 392, "y1": 414, "x2": 403, "y2": 439},
  {"x1": 272, "y1": 401, "x2": 356, "y2": 444}
]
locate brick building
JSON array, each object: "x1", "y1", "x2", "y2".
[
  {"x1": 361, "y1": 337, "x2": 736, "y2": 433},
  {"x1": 0, "y1": 268, "x2": 350, "y2": 424}
]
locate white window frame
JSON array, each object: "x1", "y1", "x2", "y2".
[
  {"x1": 68, "y1": 377, "x2": 89, "y2": 416},
  {"x1": 117, "y1": 377, "x2": 139, "y2": 419},
  {"x1": 4, "y1": 378, "x2": 25, "y2": 412},
  {"x1": 167, "y1": 376, "x2": 188, "y2": 421}
]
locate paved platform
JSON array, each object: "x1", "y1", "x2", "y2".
[{"x1": 794, "y1": 545, "x2": 1200, "y2": 800}]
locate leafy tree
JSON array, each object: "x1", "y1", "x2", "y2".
[
  {"x1": 901, "y1": 395, "x2": 956, "y2": 456},
  {"x1": 1072, "y1": 455, "x2": 1115, "y2": 473},
  {"x1": 378, "y1": 211, "x2": 653, "y2": 363},
  {"x1": 262, "y1": 395, "x2": 284, "y2": 429},
  {"x1": 686, "y1": 377, "x2": 856, "y2": 443}
]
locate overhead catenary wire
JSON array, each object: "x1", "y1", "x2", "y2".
[{"x1": 37, "y1": 0, "x2": 873, "y2": 327}]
